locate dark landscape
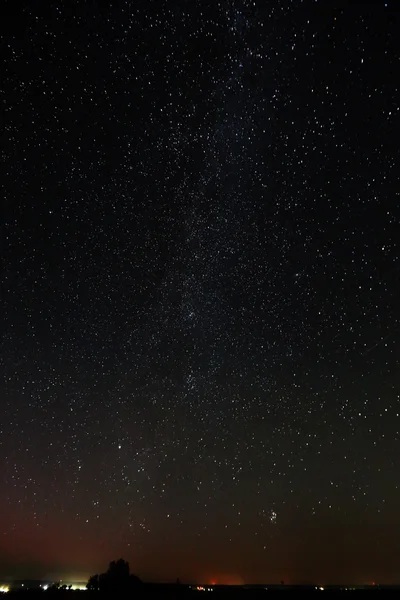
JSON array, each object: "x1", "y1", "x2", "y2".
[{"x1": 1, "y1": 559, "x2": 400, "y2": 595}]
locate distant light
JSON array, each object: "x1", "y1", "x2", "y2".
[
  {"x1": 0, "y1": 586, "x2": 9, "y2": 593},
  {"x1": 319, "y1": 587, "x2": 325, "y2": 591},
  {"x1": 43, "y1": 585, "x2": 48, "y2": 590},
  {"x1": 71, "y1": 585, "x2": 87, "y2": 591}
]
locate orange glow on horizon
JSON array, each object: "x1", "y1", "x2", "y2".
[{"x1": 206, "y1": 575, "x2": 244, "y2": 586}]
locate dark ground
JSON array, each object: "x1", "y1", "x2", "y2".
[{"x1": 3, "y1": 582, "x2": 400, "y2": 596}]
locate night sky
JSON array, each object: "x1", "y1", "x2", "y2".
[{"x1": 2, "y1": 0, "x2": 400, "y2": 586}]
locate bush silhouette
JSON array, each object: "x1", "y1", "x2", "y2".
[{"x1": 87, "y1": 558, "x2": 142, "y2": 592}]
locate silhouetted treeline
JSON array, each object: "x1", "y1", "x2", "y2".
[
  {"x1": 87, "y1": 558, "x2": 142, "y2": 592},
  {"x1": 3, "y1": 559, "x2": 399, "y2": 596}
]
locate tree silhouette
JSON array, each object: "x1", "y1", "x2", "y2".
[
  {"x1": 108, "y1": 558, "x2": 130, "y2": 578},
  {"x1": 87, "y1": 574, "x2": 99, "y2": 591},
  {"x1": 87, "y1": 558, "x2": 142, "y2": 592}
]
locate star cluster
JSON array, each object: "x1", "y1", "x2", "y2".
[{"x1": 1, "y1": 0, "x2": 399, "y2": 585}]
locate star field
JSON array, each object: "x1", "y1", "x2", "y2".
[{"x1": 1, "y1": 0, "x2": 400, "y2": 586}]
